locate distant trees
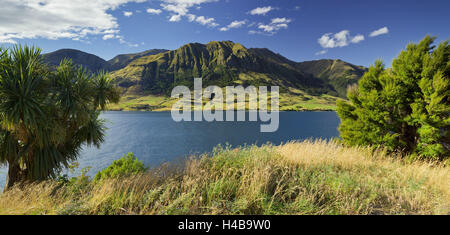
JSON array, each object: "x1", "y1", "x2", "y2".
[
  {"x1": 337, "y1": 36, "x2": 449, "y2": 160},
  {"x1": 0, "y1": 45, "x2": 120, "y2": 191}
]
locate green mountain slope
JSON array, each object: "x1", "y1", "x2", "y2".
[
  {"x1": 41, "y1": 41, "x2": 367, "y2": 111},
  {"x1": 110, "y1": 41, "x2": 331, "y2": 96},
  {"x1": 108, "y1": 49, "x2": 168, "y2": 71},
  {"x1": 296, "y1": 59, "x2": 367, "y2": 97},
  {"x1": 42, "y1": 49, "x2": 110, "y2": 72}
]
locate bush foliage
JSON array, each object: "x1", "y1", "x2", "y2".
[
  {"x1": 337, "y1": 36, "x2": 449, "y2": 160},
  {"x1": 93, "y1": 153, "x2": 146, "y2": 182}
]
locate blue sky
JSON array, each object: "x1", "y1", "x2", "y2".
[{"x1": 1, "y1": 0, "x2": 449, "y2": 66}]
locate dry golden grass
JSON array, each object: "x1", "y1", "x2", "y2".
[
  {"x1": 0, "y1": 140, "x2": 448, "y2": 215},
  {"x1": 276, "y1": 140, "x2": 449, "y2": 214}
]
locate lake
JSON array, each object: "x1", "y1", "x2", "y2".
[{"x1": 0, "y1": 111, "x2": 340, "y2": 187}]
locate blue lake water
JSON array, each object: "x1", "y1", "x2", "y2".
[{"x1": 0, "y1": 111, "x2": 340, "y2": 187}]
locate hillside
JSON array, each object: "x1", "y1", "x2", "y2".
[
  {"x1": 108, "y1": 49, "x2": 168, "y2": 71},
  {"x1": 110, "y1": 41, "x2": 328, "y2": 95},
  {"x1": 297, "y1": 59, "x2": 367, "y2": 97},
  {"x1": 41, "y1": 41, "x2": 368, "y2": 111},
  {"x1": 41, "y1": 49, "x2": 110, "y2": 72},
  {"x1": 1, "y1": 140, "x2": 448, "y2": 215}
]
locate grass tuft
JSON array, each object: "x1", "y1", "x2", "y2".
[{"x1": 0, "y1": 140, "x2": 448, "y2": 215}]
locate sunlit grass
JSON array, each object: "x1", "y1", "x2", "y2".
[
  {"x1": 107, "y1": 92, "x2": 340, "y2": 112},
  {"x1": 1, "y1": 140, "x2": 448, "y2": 215}
]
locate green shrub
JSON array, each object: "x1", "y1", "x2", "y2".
[
  {"x1": 94, "y1": 153, "x2": 146, "y2": 182},
  {"x1": 337, "y1": 36, "x2": 449, "y2": 160}
]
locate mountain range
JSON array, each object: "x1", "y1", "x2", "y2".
[{"x1": 41, "y1": 41, "x2": 368, "y2": 111}]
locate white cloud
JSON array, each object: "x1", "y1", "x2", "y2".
[
  {"x1": 351, "y1": 34, "x2": 365, "y2": 43},
  {"x1": 186, "y1": 14, "x2": 197, "y2": 22},
  {"x1": 247, "y1": 22, "x2": 256, "y2": 27},
  {"x1": 161, "y1": 0, "x2": 218, "y2": 11},
  {"x1": 187, "y1": 14, "x2": 197, "y2": 22},
  {"x1": 0, "y1": 0, "x2": 145, "y2": 44},
  {"x1": 252, "y1": 17, "x2": 291, "y2": 35},
  {"x1": 369, "y1": 27, "x2": 389, "y2": 37},
  {"x1": 117, "y1": 35, "x2": 139, "y2": 47},
  {"x1": 333, "y1": 30, "x2": 350, "y2": 47},
  {"x1": 249, "y1": 6, "x2": 273, "y2": 16},
  {"x1": 258, "y1": 24, "x2": 275, "y2": 32},
  {"x1": 102, "y1": 34, "x2": 116, "y2": 40},
  {"x1": 271, "y1": 18, "x2": 291, "y2": 24},
  {"x1": 315, "y1": 50, "x2": 327, "y2": 55},
  {"x1": 169, "y1": 14, "x2": 182, "y2": 22},
  {"x1": 0, "y1": 38, "x2": 17, "y2": 44},
  {"x1": 161, "y1": 0, "x2": 215, "y2": 17},
  {"x1": 195, "y1": 16, "x2": 213, "y2": 25},
  {"x1": 146, "y1": 8, "x2": 162, "y2": 15},
  {"x1": 160, "y1": 0, "x2": 219, "y2": 27},
  {"x1": 195, "y1": 16, "x2": 218, "y2": 27},
  {"x1": 123, "y1": 11, "x2": 133, "y2": 17},
  {"x1": 162, "y1": 3, "x2": 190, "y2": 15},
  {"x1": 220, "y1": 20, "x2": 247, "y2": 31},
  {"x1": 179, "y1": 14, "x2": 217, "y2": 27},
  {"x1": 318, "y1": 30, "x2": 364, "y2": 48},
  {"x1": 228, "y1": 20, "x2": 247, "y2": 28}
]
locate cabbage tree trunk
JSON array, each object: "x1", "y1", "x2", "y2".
[{"x1": 3, "y1": 161, "x2": 24, "y2": 192}]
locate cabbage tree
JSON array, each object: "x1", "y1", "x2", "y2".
[{"x1": 0, "y1": 45, "x2": 120, "y2": 191}]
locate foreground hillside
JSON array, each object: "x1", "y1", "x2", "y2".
[{"x1": 1, "y1": 140, "x2": 448, "y2": 215}]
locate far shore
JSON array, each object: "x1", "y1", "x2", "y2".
[{"x1": 104, "y1": 109, "x2": 336, "y2": 112}]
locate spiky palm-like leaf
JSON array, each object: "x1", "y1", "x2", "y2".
[{"x1": 0, "y1": 45, "x2": 120, "y2": 190}]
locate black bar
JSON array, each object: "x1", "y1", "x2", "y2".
[{"x1": 0, "y1": 215, "x2": 443, "y2": 234}]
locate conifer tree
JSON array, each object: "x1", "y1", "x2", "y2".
[{"x1": 337, "y1": 36, "x2": 449, "y2": 160}]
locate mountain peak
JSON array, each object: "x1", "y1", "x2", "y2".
[
  {"x1": 41, "y1": 42, "x2": 367, "y2": 99},
  {"x1": 206, "y1": 40, "x2": 235, "y2": 46},
  {"x1": 42, "y1": 48, "x2": 109, "y2": 72}
]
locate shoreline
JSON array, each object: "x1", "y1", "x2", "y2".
[{"x1": 104, "y1": 109, "x2": 337, "y2": 112}]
